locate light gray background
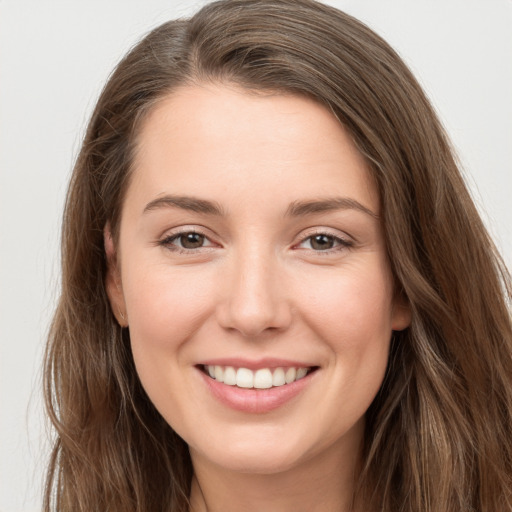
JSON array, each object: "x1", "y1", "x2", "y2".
[{"x1": 1, "y1": 1, "x2": 511, "y2": 511}]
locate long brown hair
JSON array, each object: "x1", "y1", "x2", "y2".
[{"x1": 44, "y1": 1, "x2": 512, "y2": 510}]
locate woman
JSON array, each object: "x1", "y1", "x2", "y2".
[{"x1": 43, "y1": 0, "x2": 512, "y2": 510}]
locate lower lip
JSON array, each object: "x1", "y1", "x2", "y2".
[{"x1": 198, "y1": 368, "x2": 315, "y2": 414}]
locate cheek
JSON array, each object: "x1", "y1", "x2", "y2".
[
  {"x1": 314, "y1": 271, "x2": 392, "y2": 383},
  {"x1": 121, "y1": 265, "x2": 219, "y2": 426},
  {"x1": 298, "y1": 260, "x2": 395, "y2": 348},
  {"x1": 122, "y1": 264, "x2": 218, "y2": 381},
  {"x1": 296, "y1": 260, "x2": 394, "y2": 412}
]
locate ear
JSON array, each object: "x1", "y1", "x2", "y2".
[
  {"x1": 391, "y1": 292, "x2": 412, "y2": 331},
  {"x1": 104, "y1": 223, "x2": 128, "y2": 327}
]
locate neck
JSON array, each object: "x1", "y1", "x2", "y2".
[{"x1": 188, "y1": 433, "x2": 363, "y2": 512}]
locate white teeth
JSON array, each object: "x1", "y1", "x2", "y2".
[
  {"x1": 214, "y1": 365, "x2": 224, "y2": 382},
  {"x1": 296, "y1": 367, "x2": 308, "y2": 380},
  {"x1": 272, "y1": 367, "x2": 286, "y2": 387},
  {"x1": 236, "y1": 368, "x2": 254, "y2": 388},
  {"x1": 205, "y1": 365, "x2": 311, "y2": 389},
  {"x1": 254, "y1": 369, "x2": 273, "y2": 389},
  {"x1": 285, "y1": 367, "x2": 296, "y2": 384},
  {"x1": 223, "y1": 366, "x2": 237, "y2": 386}
]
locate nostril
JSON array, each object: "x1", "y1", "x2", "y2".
[{"x1": 216, "y1": 298, "x2": 293, "y2": 338}]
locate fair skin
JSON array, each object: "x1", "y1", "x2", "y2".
[{"x1": 106, "y1": 84, "x2": 410, "y2": 512}]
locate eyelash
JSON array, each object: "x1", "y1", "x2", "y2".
[
  {"x1": 294, "y1": 230, "x2": 353, "y2": 254},
  {"x1": 158, "y1": 229, "x2": 353, "y2": 255},
  {"x1": 159, "y1": 230, "x2": 215, "y2": 254}
]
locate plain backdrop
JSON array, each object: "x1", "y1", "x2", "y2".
[{"x1": 1, "y1": 1, "x2": 511, "y2": 511}]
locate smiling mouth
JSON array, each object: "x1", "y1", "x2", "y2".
[{"x1": 200, "y1": 364, "x2": 317, "y2": 390}]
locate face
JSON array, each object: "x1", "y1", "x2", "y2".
[{"x1": 106, "y1": 84, "x2": 410, "y2": 476}]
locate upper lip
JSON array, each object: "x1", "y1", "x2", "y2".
[{"x1": 197, "y1": 357, "x2": 316, "y2": 371}]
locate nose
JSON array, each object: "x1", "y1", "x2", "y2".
[{"x1": 216, "y1": 248, "x2": 292, "y2": 338}]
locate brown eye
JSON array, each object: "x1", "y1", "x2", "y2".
[
  {"x1": 295, "y1": 232, "x2": 351, "y2": 253},
  {"x1": 178, "y1": 232, "x2": 205, "y2": 249},
  {"x1": 160, "y1": 229, "x2": 216, "y2": 253},
  {"x1": 310, "y1": 234, "x2": 335, "y2": 250}
]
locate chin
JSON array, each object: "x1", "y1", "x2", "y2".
[{"x1": 189, "y1": 427, "x2": 323, "y2": 476}]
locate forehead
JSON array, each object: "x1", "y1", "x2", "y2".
[{"x1": 128, "y1": 83, "x2": 378, "y2": 216}]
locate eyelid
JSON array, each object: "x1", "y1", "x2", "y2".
[
  {"x1": 292, "y1": 227, "x2": 354, "y2": 252},
  {"x1": 157, "y1": 225, "x2": 220, "y2": 252},
  {"x1": 296, "y1": 226, "x2": 353, "y2": 241},
  {"x1": 158, "y1": 224, "x2": 217, "y2": 239},
  {"x1": 156, "y1": 225, "x2": 354, "y2": 254}
]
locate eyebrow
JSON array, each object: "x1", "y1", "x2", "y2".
[
  {"x1": 285, "y1": 197, "x2": 379, "y2": 219},
  {"x1": 143, "y1": 195, "x2": 225, "y2": 216},
  {"x1": 143, "y1": 194, "x2": 378, "y2": 219}
]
